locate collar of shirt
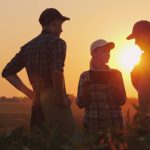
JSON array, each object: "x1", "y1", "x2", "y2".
[{"x1": 41, "y1": 30, "x2": 56, "y2": 36}]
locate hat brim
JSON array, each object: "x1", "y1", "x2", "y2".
[
  {"x1": 61, "y1": 16, "x2": 70, "y2": 21},
  {"x1": 102, "y1": 42, "x2": 115, "y2": 50},
  {"x1": 127, "y1": 34, "x2": 135, "y2": 40}
]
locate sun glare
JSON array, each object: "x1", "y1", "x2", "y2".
[{"x1": 118, "y1": 44, "x2": 143, "y2": 72}]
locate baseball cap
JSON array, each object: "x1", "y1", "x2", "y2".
[
  {"x1": 39, "y1": 8, "x2": 70, "y2": 26},
  {"x1": 127, "y1": 20, "x2": 150, "y2": 40},
  {"x1": 90, "y1": 39, "x2": 115, "y2": 55}
]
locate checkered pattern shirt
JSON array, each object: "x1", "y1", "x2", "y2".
[
  {"x1": 2, "y1": 31, "x2": 66, "y2": 93},
  {"x1": 76, "y1": 70, "x2": 126, "y2": 132},
  {"x1": 2, "y1": 31, "x2": 67, "y2": 127}
]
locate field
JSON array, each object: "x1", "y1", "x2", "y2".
[{"x1": 0, "y1": 96, "x2": 138, "y2": 131}]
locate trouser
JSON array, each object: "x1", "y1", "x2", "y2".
[{"x1": 30, "y1": 97, "x2": 46, "y2": 128}]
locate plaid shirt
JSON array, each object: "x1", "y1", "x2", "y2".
[
  {"x1": 2, "y1": 31, "x2": 67, "y2": 127},
  {"x1": 2, "y1": 31, "x2": 66, "y2": 93},
  {"x1": 76, "y1": 70, "x2": 126, "y2": 132}
]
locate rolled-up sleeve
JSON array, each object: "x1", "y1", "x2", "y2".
[
  {"x1": 2, "y1": 49, "x2": 25, "y2": 77},
  {"x1": 52, "y1": 39, "x2": 66, "y2": 72}
]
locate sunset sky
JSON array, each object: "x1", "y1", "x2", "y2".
[{"x1": 0, "y1": 0, "x2": 150, "y2": 98}]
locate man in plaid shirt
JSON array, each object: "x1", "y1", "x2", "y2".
[{"x1": 2, "y1": 8, "x2": 73, "y2": 128}]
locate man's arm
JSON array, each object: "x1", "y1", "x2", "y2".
[
  {"x1": 2, "y1": 48, "x2": 34, "y2": 99},
  {"x1": 52, "y1": 70, "x2": 67, "y2": 106},
  {"x1": 52, "y1": 39, "x2": 70, "y2": 107},
  {"x1": 5, "y1": 75, "x2": 34, "y2": 99}
]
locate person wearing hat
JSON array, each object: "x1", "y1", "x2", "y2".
[
  {"x1": 2, "y1": 8, "x2": 76, "y2": 132},
  {"x1": 76, "y1": 39, "x2": 126, "y2": 132},
  {"x1": 127, "y1": 20, "x2": 150, "y2": 114}
]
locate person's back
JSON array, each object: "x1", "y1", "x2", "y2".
[{"x1": 21, "y1": 31, "x2": 60, "y2": 93}]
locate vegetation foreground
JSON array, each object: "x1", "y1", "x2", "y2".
[{"x1": 0, "y1": 97, "x2": 150, "y2": 150}]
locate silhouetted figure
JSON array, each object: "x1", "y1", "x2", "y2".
[
  {"x1": 2, "y1": 8, "x2": 76, "y2": 132},
  {"x1": 76, "y1": 39, "x2": 126, "y2": 132},
  {"x1": 127, "y1": 20, "x2": 150, "y2": 114}
]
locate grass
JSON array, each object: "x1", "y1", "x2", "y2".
[{"x1": 1, "y1": 96, "x2": 147, "y2": 150}]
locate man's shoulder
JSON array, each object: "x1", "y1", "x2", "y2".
[
  {"x1": 39, "y1": 34, "x2": 67, "y2": 49},
  {"x1": 22, "y1": 34, "x2": 66, "y2": 49},
  {"x1": 43, "y1": 34, "x2": 66, "y2": 43},
  {"x1": 20, "y1": 34, "x2": 41, "y2": 49},
  {"x1": 54, "y1": 38, "x2": 66, "y2": 47},
  {"x1": 40, "y1": 33, "x2": 66, "y2": 45}
]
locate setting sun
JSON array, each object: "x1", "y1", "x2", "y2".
[{"x1": 118, "y1": 44, "x2": 143, "y2": 72}]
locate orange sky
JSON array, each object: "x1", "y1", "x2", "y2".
[{"x1": 1, "y1": 0, "x2": 150, "y2": 98}]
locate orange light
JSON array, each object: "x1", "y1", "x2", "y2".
[{"x1": 118, "y1": 44, "x2": 142, "y2": 72}]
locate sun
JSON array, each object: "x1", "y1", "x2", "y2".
[{"x1": 118, "y1": 44, "x2": 143, "y2": 72}]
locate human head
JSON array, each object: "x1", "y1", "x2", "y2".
[
  {"x1": 90, "y1": 39, "x2": 115, "y2": 65},
  {"x1": 127, "y1": 20, "x2": 150, "y2": 51},
  {"x1": 39, "y1": 8, "x2": 70, "y2": 37}
]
